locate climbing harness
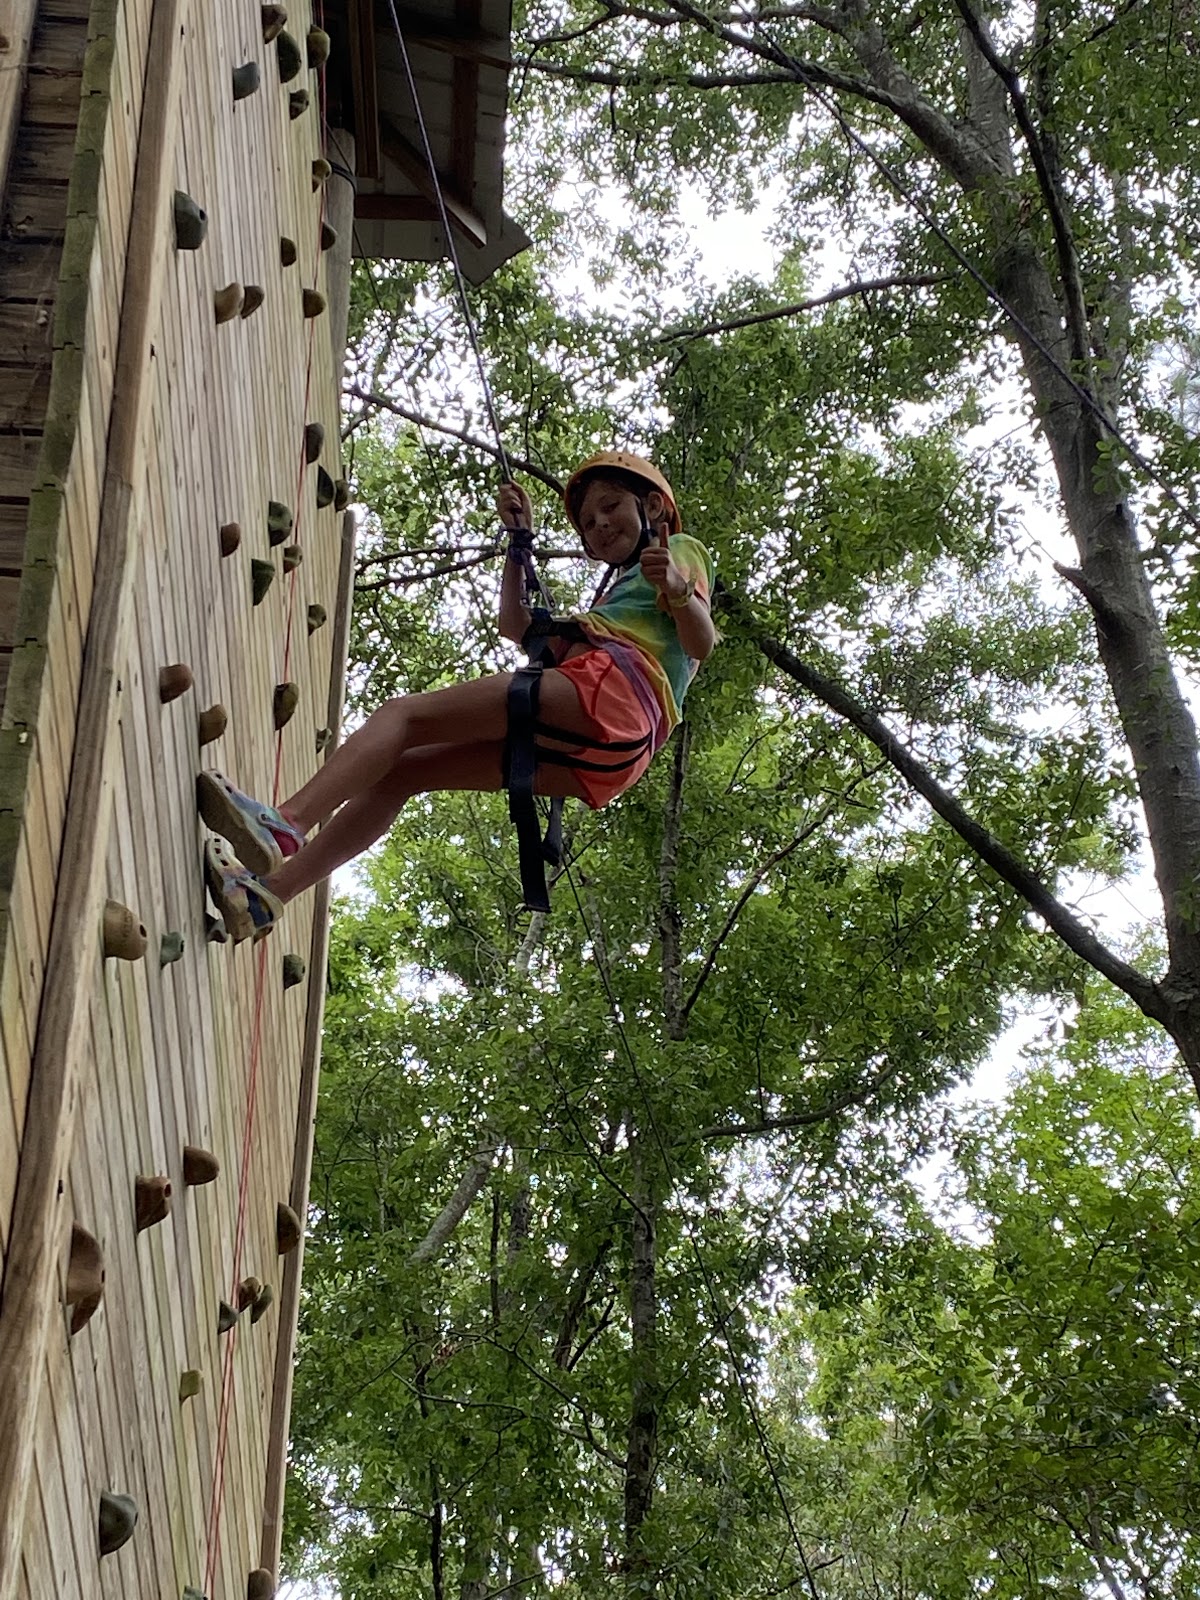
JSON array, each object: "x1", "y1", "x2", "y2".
[{"x1": 502, "y1": 517, "x2": 655, "y2": 912}]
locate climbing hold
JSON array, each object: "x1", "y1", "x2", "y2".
[
  {"x1": 280, "y1": 235, "x2": 298, "y2": 267},
  {"x1": 267, "y1": 500, "x2": 293, "y2": 544},
  {"x1": 232, "y1": 61, "x2": 261, "y2": 100},
  {"x1": 288, "y1": 89, "x2": 309, "y2": 120},
  {"x1": 315, "y1": 466, "x2": 334, "y2": 508},
  {"x1": 273, "y1": 682, "x2": 299, "y2": 730},
  {"x1": 134, "y1": 1175, "x2": 172, "y2": 1232},
  {"x1": 306, "y1": 26, "x2": 330, "y2": 67},
  {"x1": 315, "y1": 726, "x2": 332, "y2": 753},
  {"x1": 282, "y1": 544, "x2": 303, "y2": 573},
  {"x1": 159, "y1": 931, "x2": 186, "y2": 966},
  {"x1": 183, "y1": 1145, "x2": 220, "y2": 1186},
  {"x1": 261, "y1": 2, "x2": 287, "y2": 42},
  {"x1": 251, "y1": 559, "x2": 276, "y2": 605},
  {"x1": 276, "y1": 29, "x2": 302, "y2": 81},
  {"x1": 214, "y1": 282, "x2": 244, "y2": 324},
  {"x1": 198, "y1": 704, "x2": 228, "y2": 746},
  {"x1": 250, "y1": 1282, "x2": 275, "y2": 1324},
  {"x1": 306, "y1": 603, "x2": 326, "y2": 634},
  {"x1": 103, "y1": 900, "x2": 147, "y2": 961},
  {"x1": 319, "y1": 220, "x2": 337, "y2": 252},
  {"x1": 276, "y1": 1202, "x2": 302, "y2": 1255},
  {"x1": 303, "y1": 420, "x2": 325, "y2": 462},
  {"x1": 183, "y1": 1589, "x2": 208, "y2": 1600},
  {"x1": 310, "y1": 158, "x2": 331, "y2": 190},
  {"x1": 173, "y1": 190, "x2": 207, "y2": 250},
  {"x1": 179, "y1": 1369, "x2": 203, "y2": 1402},
  {"x1": 159, "y1": 662, "x2": 193, "y2": 703},
  {"x1": 98, "y1": 1490, "x2": 138, "y2": 1557},
  {"x1": 333, "y1": 478, "x2": 350, "y2": 512},
  {"x1": 302, "y1": 287, "x2": 326, "y2": 320},
  {"x1": 218, "y1": 1300, "x2": 239, "y2": 1334},
  {"x1": 240, "y1": 283, "x2": 265, "y2": 318},
  {"x1": 204, "y1": 912, "x2": 228, "y2": 945},
  {"x1": 237, "y1": 1276, "x2": 263, "y2": 1313},
  {"x1": 66, "y1": 1223, "x2": 105, "y2": 1333},
  {"x1": 282, "y1": 952, "x2": 305, "y2": 988},
  {"x1": 219, "y1": 520, "x2": 242, "y2": 556},
  {"x1": 247, "y1": 1570, "x2": 276, "y2": 1600}
]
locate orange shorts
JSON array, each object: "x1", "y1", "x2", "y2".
[{"x1": 545, "y1": 649, "x2": 657, "y2": 809}]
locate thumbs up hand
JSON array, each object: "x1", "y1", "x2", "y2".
[{"x1": 640, "y1": 520, "x2": 688, "y2": 606}]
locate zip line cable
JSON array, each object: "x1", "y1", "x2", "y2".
[{"x1": 377, "y1": 12, "x2": 821, "y2": 1584}]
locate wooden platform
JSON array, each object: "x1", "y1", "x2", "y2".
[{"x1": 0, "y1": 0, "x2": 349, "y2": 1592}]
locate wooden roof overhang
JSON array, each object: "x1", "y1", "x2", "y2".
[{"x1": 329, "y1": 0, "x2": 529, "y2": 283}]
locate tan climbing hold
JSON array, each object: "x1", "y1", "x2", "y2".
[
  {"x1": 273, "y1": 681, "x2": 299, "y2": 730},
  {"x1": 182, "y1": 1145, "x2": 220, "y2": 1186},
  {"x1": 306, "y1": 26, "x2": 330, "y2": 66},
  {"x1": 261, "y1": 3, "x2": 287, "y2": 42},
  {"x1": 276, "y1": 1202, "x2": 302, "y2": 1255},
  {"x1": 247, "y1": 1569, "x2": 276, "y2": 1600},
  {"x1": 66, "y1": 1223, "x2": 105, "y2": 1334},
  {"x1": 135, "y1": 1175, "x2": 172, "y2": 1233},
  {"x1": 311, "y1": 157, "x2": 332, "y2": 190},
  {"x1": 179, "y1": 1368, "x2": 203, "y2": 1402},
  {"x1": 103, "y1": 900, "x2": 147, "y2": 961},
  {"x1": 240, "y1": 283, "x2": 265, "y2": 318},
  {"x1": 159, "y1": 662, "x2": 194, "y2": 702},
  {"x1": 219, "y1": 520, "x2": 242, "y2": 556},
  {"x1": 198, "y1": 704, "x2": 228, "y2": 746},
  {"x1": 302, "y1": 287, "x2": 326, "y2": 318},
  {"x1": 98, "y1": 1490, "x2": 138, "y2": 1557},
  {"x1": 306, "y1": 603, "x2": 327, "y2": 634},
  {"x1": 237, "y1": 1275, "x2": 262, "y2": 1313},
  {"x1": 214, "y1": 282, "x2": 245, "y2": 323},
  {"x1": 250, "y1": 1282, "x2": 274, "y2": 1324}
]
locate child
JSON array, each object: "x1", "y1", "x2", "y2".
[{"x1": 200, "y1": 451, "x2": 715, "y2": 939}]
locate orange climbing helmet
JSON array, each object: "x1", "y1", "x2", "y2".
[{"x1": 564, "y1": 451, "x2": 681, "y2": 539}]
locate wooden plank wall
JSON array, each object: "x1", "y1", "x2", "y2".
[{"x1": 1, "y1": 0, "x2": 346, "y2": 1592}]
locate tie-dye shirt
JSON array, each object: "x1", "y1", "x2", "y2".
[{"x1": 570, "y1": 534, "x2": 715, "y2": 731}]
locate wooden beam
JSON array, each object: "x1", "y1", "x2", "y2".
[
  {"x1": 378, "y1": 119, "x2": 488, "y2": 247},
  {"x1": 0, "y1": 2, "x2": 38, "y2": 213},
  {"x1": 0, "y1": 0, "x2": 190, "y2": 1593},
  {"x1": 346, "y1": 0, "x2": 381, "y2": 182},
  {"x1": 354, "y1": 193, "x2": 438, "y2": 221},
  {"x1": 451, "y1": 0, "x2": 482, "y2": 203},
  {"x1": 260, "y1": 512, "x2": 357, "y2": 1577}
]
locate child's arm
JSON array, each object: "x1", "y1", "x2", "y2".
[
  {"x1": 640, "y1": 527, "x2": 716, "y2": 661},
  {"x1": 497, "y1": 482, "x2": 534, "y2": 645}
]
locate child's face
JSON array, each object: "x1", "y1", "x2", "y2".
[{"x1": 577, "y1": 478, "x2": 654, "y2": 564}]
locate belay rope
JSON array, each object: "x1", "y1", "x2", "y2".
[{"x1": 384, "y1": 0, "x2": 662, "y2": 912}]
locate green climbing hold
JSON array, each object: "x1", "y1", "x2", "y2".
[
  {"x1": 251, "y1": 559, "x2": 276, "y2": 605},
  {"x1": 288, "y1": 88, "x2": 309, "y2": 120},
  {"x1": 306, "y1": 25, "x2": 330, "y2": 67},
  {"x1": 276, "y1": 30, "x2": 302, "y2": 82},
  {"x1": 282, "y1": 544, "x2": 303, "y2": 573},
  {"x1": 240, "y1": 284, "x2": 265, "y2": 318},
  {"x1": 173, "y1": 190, "x2": 207, "y2": 250},
  {"x1": 250, "y1": 1282, "x2": 275, "y2": 1324},
  {"x1": 303, "y1": 421, "x2": 325, "y2": 463},
  {"x1": 218, "y1": 1299, "x2": 239, "y2": 1334},
  {"x1": 280, "y1": 235, "x2": 298, "y2": 268},
  {"x1": 267, "y1": 501, "x2": 293, "y2": 544},
  {"x1": 306, "y1": 603, "x2": 327, "y2": 634},
  {"x1": 282, "y1": 952, "x2": 305, "y2": 988},
  {"x1": 315, "y1": 725, "x2": 332, "y2": 753},
  {"x1": 333, "y1": 477, "x2": 350, "y2": 512},
  {"x1": 232, "y1": 61, "x2": 261, "y2": 100},
  {"x1": 315, "y1": 466, "x2": 334, "y2": 508},
  {"x1": 159, "y1": 931, "x2": 185, "y2": 966},
  {"x1": 98, "y1": 1490, "x2": 138, "y2": 1556},
  {"x1": 320, "y1": 220, "x2": 337, "y2": 251},
  {"x1": 179, "y1": 1369, "x2": 203, "y2": 1402},
  {"x1": 273, "y1": 682, "x2": 299, "y2": 730}
]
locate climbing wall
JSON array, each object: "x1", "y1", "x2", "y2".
[{"x1": 0, "y1": 0, "x2": 350, "y2": 1595}]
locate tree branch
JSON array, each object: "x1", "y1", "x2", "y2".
[
  {"x1": 700, "y1": 1056, "x2": 902, "y2": 1140},
  {"x1": 720, "y1": 583, "x2": 1171, "y2": 1029},
  {"x1": 408, "y1": 1136, "x2": 504, "y2": 1264},
  {"x1": 659, "y1": 271, "x2": 952, "y2": 341},
  {"x1": 345, "y1": 385, "x2": 566, "y2": 495}
]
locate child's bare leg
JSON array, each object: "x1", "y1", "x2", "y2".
[{"x1": 279, "y1": 670, "x2": 591, "y2": 833}]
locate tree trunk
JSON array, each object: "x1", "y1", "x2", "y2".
[{"x1": 624, "y1": 1133, "x2": 659, "y2": 1594}]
